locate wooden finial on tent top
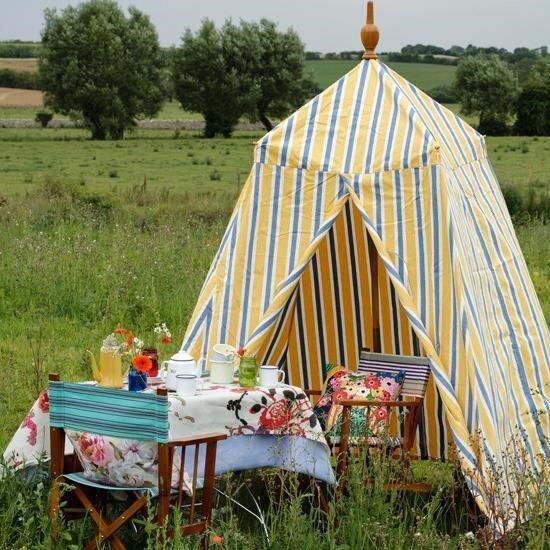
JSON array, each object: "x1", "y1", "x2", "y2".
[{"x1": 361, "y1": 1, "x2": 379, "y2": 60}]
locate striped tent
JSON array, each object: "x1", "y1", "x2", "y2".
[{"x1": 182, "y1": 59, "x2": 550, "y2": 524}]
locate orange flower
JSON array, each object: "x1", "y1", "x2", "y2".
[
  {"x1": 115, "y1": 328, "x2": 126, "y2": 335},
  {"x1": 126, "y1": 330, "x2": 134, "y2": 351},
  {"x1": 161, "y1": 335, "x2": 171, "y2": 345},
  {"x1": 133, "y1": 355, "x2": 152, "y2": 373},
  {"x1": 211, "y1": 535, "x2": 223, "y2": 545}
]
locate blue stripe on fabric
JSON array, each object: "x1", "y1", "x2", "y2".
[
  {"x1": 287, "y1": 169, "x2": 303, "y2": 272},
  {"x1": 204, "y1": 215, "x2": 237, "y2": 287},
  {"x1": 364, "y1": 68, "x2": 385, "y2": 173},
  {"x1": 344, "y1": 61, "x2": 369, "y2": 174},
  {"x1": 450, "y1": 110, "x2": 478, "y2": 160},
  {"x1": 182, "y1": 296, "x2": 213, "y2": 351},
  {"x1": 313, "y1": 172, "x2": 324, "y2": 236},
  {"x1": 394, "y1": 171, "x2": 405, "y2": 280},
  {"x1": 463, "y1": 199, "x2": 547, "y2": 458},
  {"x1": 421, "y1": 130, "x2": 431, "y2": 166},
  {"x1": 374, "y1": 172, "x2": 382, "y2": 236},
  {"x1": 402, "y1": 108, "x2": 415, "y2": 169},
  {"x1": 300, "y1": 96, "x2": 319, "y2": 169},
  {"x1": 264, "y1": 166, "x2": 282, "y2": 313},
  {"x1": 383, "y1": 86, "x2": 401, "y2": 171},
  {"x1": 238, "y1": 163, "x2": 262, "y2": 346},
  {"x1": 220, "y1": 219, "x2": 239, "y2": 340},
  {"x1": 257, "y1": 136, "x2": 269, "y2": 164},
  {"x1": 279, "y1": 118, "x2": 295, "y2": 166},
  {"x1": 414, "y1": 168, "x2": 427, "y2": 324},
  {"x1": 433, "y1": 101, "x2": 468, "y2": 165},
  {"x1": 321, "y1": 77, "x2": 346, "y2": 172}
]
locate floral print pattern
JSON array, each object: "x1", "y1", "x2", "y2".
[{"x1": 314, "y1": 366, "x2": 405, "y2": 440}]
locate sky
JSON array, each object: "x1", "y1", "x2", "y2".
[{"x1": 1, "y1": 0, "x2": 548, "y2": 52}]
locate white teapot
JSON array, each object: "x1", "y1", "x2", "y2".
[{"x1": 161, "y1": 350, "x2": 197, "y2": 391}]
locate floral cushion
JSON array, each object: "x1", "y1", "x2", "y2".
[
  {"x1": 66, "y1": 430, "x2": 190, "y2": 491},
  {"x1": 314, "y1": 366, "x2": 405, "y2": 442}
]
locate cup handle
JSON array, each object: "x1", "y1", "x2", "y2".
[{"x1": 278, "y1": 370, "x2": 286, "y2": 383}]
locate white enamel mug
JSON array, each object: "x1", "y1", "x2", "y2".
[
  {"x1": 259, "y1": 366, "x2": 285, "y2": 388},
  {"x1": 209, "y1": 360, "x2": 234, "y2": 384},
  {"x1": 175, "y1": 374, "x2": 198, "y2": 397}
]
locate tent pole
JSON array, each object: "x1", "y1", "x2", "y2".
[{"x1": 367, "y1": 231, "x2": 381, "y2": 353}]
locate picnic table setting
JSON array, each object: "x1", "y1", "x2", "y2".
[{"x1": 3, "y1": 330, "x2": 334, "y2": 488}]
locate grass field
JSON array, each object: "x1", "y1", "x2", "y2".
[
  {"x1": 305, "y1": 60, "x2": 457, "y2": 90},
  {"x1": 0, "y1": 58, "x2": 38, "y2": 73},
  {"x1": 0, "y1": 128, "x2": 548, "y2": 548}
]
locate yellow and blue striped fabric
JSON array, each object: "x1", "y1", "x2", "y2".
[
  {"x1": 182, "y1": 60, "x2": 549, "y2": 524},
  {"x1": 49, "y1": 381, "x2": 169, "y2": 443}
]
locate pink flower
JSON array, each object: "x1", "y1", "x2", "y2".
[
  {"x1": 258, "y1": 400, "x2": 293, "y2": 431},
  {"x1": 77, "y1": 433, "x2": 114, "y2": 466},
  {"x1": 38, "y1": 389, "x2": 50, "y2": 413},
  {"x1": 374, "y1": 407, "x2": 388, "y2": 421},
  {"x1": 364, "y1": 375, "x2": 380, "y2": 390},
  {"x1": 380, "y1": 390, "x2": 392, "y2": 401}
]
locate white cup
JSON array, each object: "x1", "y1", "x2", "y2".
[
  {"x1": 209, "y1": 360, "x2": 234, "y2": 384},
  {"x1": 175, "y1": 374, "x2": 198, "y2": 397},
  {"x1": 258, "y1": 366, "x2": 285, "y2": 388},
  {"x1": 212, "y1": 344, "x2": 237, "y2": 363}
]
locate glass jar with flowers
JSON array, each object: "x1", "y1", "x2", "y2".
[
  {"x1": 237, "y1": 347, "x2": 257, "y2": 388},
  {"x1": 141, "y1": 322, "x2": 172, "y2": 378}
]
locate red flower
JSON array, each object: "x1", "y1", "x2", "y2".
[
  {"x1": 365, "y1": 375, "x2": 380, "y2": 390},
  {"x1": 38, "y1": 389, "x2": 49, "y2": 413},
  {"x1": 133, "y1": 354, "x2": 153, "y2": 373},
  {"x1": 375, "y1": 407, "x2": 388, "y2": 420},
  {"x1": 115, "y1": 328, "x2": 127, "y2": 335},
  {"x1": 212, "y1": 535, "x2": 223, "y2": 545},
  {"x1": 332, "y1": 389, "x2": 349, "y2": 403},
  {"x1": 258, "y1": 400, "x2": 293, "y2": 431},
  {"x1": 381, "y1": 390, "x2": 392, "y2": 401},
  {"x1": 161, "y1": 335, "x2": 171, "y2": 345},
  {"x1": 126, "y1": 330, "x2": 134, "y2": 351},
  {"x1": 236, "y1": 347, "x2": 245, "y2": 357}
]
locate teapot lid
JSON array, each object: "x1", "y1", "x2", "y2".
[{"x1": 171, "y1": 350, "x2": 195, "y2": 362}]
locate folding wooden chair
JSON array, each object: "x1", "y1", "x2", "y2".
[
  {"x1": 336, "y1": 351, "x2": 432, "y2": 490},
  {"x1": 48, "y1": 373, "x2": 226, "y2": 549}
]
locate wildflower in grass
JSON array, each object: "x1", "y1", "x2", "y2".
[
  {"x1": 212, "y1": 534, "x2": 223, "y2": 545},
  {"x1": 133, "y1": 354, "x2": 152, "y2": 373},
  {"x1": 115, "y1": 327, "x2": 126, "y2": 335}
]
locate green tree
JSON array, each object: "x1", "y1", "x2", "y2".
[
  {"x1": 173, "y1": 19, "x2": 319, "y2": 136},
  {"x1": 514, "y1": 58, "x2": 550, "y2": 136},
  {"x1": 39, "y1": 0, "x2": 164, "y2": 140},
  {"x1": 173, "y1": 20, "x2": 253, "y2": 138},
  {"x1": 454, "y1": 54, "x2": 517, "y2": 135},
  {"x1": 230, "y1": 19, "x2": 319, "y2": 131}
]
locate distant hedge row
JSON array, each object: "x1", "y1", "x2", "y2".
[
  {"x1": 0, "y1": 42, "x2": 42, "y2": 58},
  {"x1": 0, "y1": 69, "x2": 39, "y2": 90}
]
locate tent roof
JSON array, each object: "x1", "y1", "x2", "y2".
[{"x1": 255, "y1": 60, "x2": 486, "y2": 176}]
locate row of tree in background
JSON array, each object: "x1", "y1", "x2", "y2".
[{"x1": 7, "y1": 0, "x2": 549, "y2": 139}]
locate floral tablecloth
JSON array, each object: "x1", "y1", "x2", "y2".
[{"x1": 3, "y1": 380, "x2": 330, "y2": 483}]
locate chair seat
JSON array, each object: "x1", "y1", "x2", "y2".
[{"x1": 63, "y1": 471, "x2": 204, "y2": 499}]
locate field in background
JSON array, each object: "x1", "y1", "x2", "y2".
[
  {"x1": 305, "y1": 59, "x2": 457, "y2": 90},
  {"x1": 0, "y1": 58, "x2": 38, "y2": 72},
  {"x1": 0, "y1": 87, "x2": 42, "y2": 107}
]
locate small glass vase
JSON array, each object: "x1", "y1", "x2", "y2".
[
  {"x1": 142, "y1": 347, "x2": 159, "y2": 377},
  {"x1": 128, "y1": 367, "x2": 147, "y2": 391},
  {"x1": 238, "y1": 356, "x2": 257, "y2": 388}
]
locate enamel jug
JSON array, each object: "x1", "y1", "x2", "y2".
[{"x1": 87, "y1": 349, "x2": 123, "y2": 388}]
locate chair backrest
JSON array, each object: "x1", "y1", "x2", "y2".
[
  {"x1": 49, "y1": 381, "x2": 169, "y2": 443},
  {"x1": 358, "y1": 351, "x2": 431, "y2": 399}
]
